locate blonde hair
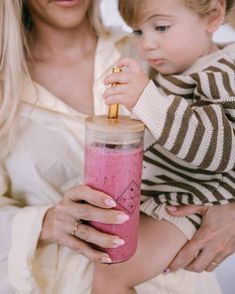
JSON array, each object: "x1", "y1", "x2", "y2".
[
  {"x1": 0, "y1": 0, "x2": 28, "y2": 156},
  {"x1": 118, "y1": 0, "x2": 234, "y2": 26},
  {"x1": 0, "y1": 0, "x2": 106, "y2": 157},
  {"x1": 182, "y1": 0, "x2": 234, "y2": 14}
]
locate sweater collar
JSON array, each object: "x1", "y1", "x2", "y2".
[{"x1": 183, "y1": 42, "x2": 235, "y2": 75}]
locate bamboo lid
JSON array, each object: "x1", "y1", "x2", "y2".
[{"x1": 85, "y1": 115, "x2": 145, "y2": 134}]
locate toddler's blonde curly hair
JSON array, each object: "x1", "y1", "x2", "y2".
[{"x1": 118, "y1": 0, "x2": 234, "y2": 26}]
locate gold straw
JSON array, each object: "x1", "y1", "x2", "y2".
[{"x1": 108, "y1": 67, "x2": 122, "y2": 119}]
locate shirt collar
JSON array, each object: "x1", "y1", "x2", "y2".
[{"x1": 21, "y1": 32, "x2": 130, "y2": 117}]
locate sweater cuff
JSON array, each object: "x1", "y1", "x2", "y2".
[
  {"x1": 8, "y1": 205, "x2": 52, "y2": 294},
  {"x1": 132, "y1": 80, "x2": 174, "y2": 140}
]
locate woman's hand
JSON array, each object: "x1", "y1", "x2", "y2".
[
  {"x1": 103, "y1": 57, "x2": 149, "y2": 111},
  {"x1": 166, "y1": 203, "x2": 235, "y2": 272},
  {"x1": 39, "y1": 185, "x2": 129, "y2": 263}
]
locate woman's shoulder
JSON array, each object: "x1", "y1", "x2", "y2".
[{"x1": 221, "y1": 42, "x2": 235, "y2": 61}]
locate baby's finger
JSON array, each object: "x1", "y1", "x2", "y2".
[
  {"x1": 103, "y1": 71, "x2": 130, "y2": 86},
  {"x1": 116, "y1": 57, "x2": 142, "y2": 72},
  {"x1": 103, "y1": 83, "x2": 127, "y2": 99},
  {"x1": 104, "y1": 95, "x2": 120, "y2": 106}
]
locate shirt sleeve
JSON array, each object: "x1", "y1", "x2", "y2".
[
  {"x1": 133, "y1": 66, "x2": 235, "y2": 172},
  {"x1": 0, "y1": 164, "x2": 52, "y2": 293}
]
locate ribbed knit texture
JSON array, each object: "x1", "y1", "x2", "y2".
[{"x1": 133, "y1": 43, "x2": 235, "y2": 229}]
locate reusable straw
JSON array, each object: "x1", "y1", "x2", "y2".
[{"x1": 108, "y1": 67, "x2": 122, "y2": 119}]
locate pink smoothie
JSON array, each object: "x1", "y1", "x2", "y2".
[{"x1": 84, "y1": 144, "x2": 143, "y2": 263}]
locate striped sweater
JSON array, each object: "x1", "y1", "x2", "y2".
[{"x1": 133, "y1": 42, "x2": 235, "y2": 208}]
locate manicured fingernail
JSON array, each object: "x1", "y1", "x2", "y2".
[
  {"x1": 116, "y1": 214, "x2": 129, "y2": 223},
  {"x1": 101, "y1": 256, "x2": 112, "y2": 263},
  {"x1": 163, "y1": 268, "x2": 171, "y2": 274},
  {"x1": 112, "y1": 237, "x2": 125, "y2": 247},
  {"x1": 105, "y1": 198, "x2": 116, "y2": 207},
  {"x1": 167, "y1": 206, "x2": 177, "y2": 211}
]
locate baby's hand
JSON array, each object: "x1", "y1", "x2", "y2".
[{"x1": 103, "y1": 57, "x2": 149, "y2": 111}]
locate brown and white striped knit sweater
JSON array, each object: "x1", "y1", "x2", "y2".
[{"x1": 133, "y1": 43, "x2": 235, "y2": 211}]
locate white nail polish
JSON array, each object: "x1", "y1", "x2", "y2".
[
  {"x1": 101, "y1": 256, "x2": 112, "y2": 263},
  {"x1": 105, "y1": 198, "x2": 116, "y2": 207},
  {"x1": 116, "y1": 214, "x2": 129, "y2": 223},
  {"x1": 113, "y1": 238, "x2": 125, "y2": 247},
  {"x1": 163, "y1": 268, "x2": 171, "y2": 274}
]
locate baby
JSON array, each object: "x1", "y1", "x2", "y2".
[{"x1": 93, "y1": 1, "x2": 235, "y2": 293}]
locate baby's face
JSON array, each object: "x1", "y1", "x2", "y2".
[{"x1": 131, "y1": 0, "x2": 217, "y2": 74}]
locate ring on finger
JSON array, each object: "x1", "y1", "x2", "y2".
[
  {"x1": 211, "y1": 261, "x2": 220, "y2": 267},
  {"x1": 72, "y1": 219, "x2": 83, "y2": 235}
]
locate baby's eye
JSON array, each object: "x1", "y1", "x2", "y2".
[
  {"x1": 155, "y1": 25, "x2": 170, "y2": 32},
  {"x1": 132, "y1": 29, "x2": 142, "y2": 36}
]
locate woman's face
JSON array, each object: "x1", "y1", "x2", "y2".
[{"x1": 27, "y1": 0, "x2": 93, "y2": 30}]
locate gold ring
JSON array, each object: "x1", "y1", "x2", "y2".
[
  {"x1": 72, "y1": 219, "x2": 82, "y2": 235},
  {"x1": 211, "y1": 261, "x2": 219, "y2": 267}
]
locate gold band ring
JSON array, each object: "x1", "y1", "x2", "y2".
[
  {"x1": 72, "y1": 219, "x2": 83, "y2": 235},
  {"x1": 211, "y1": 261, "x2": 220, "y2": 267}
]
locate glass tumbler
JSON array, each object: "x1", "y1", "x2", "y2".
[{"x1": 84, "y1": 115, "x2": 145, "y2": 263}]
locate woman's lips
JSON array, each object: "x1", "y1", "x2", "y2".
[{"x1": 54, "y1": 0, "x2": 80, "y2": 7}]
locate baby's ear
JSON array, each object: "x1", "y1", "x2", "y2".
[{"x1": 206, "y1": 0, "x2": 225, "y2": 33}]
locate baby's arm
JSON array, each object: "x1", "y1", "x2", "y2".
[
  {"x1": 104, "y1": 58, "x2": 235, "y2": 173},
  {"x1": 93, "y1": 213, "x2": 187, "y2": 294}
]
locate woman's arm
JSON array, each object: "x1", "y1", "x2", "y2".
[{"x1": 166, "y1": 203, "x2": 235, "y2": 272}]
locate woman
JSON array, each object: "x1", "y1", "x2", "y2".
[{"x1": 0, "y1": 0, "x2": 222, "y2": 293}]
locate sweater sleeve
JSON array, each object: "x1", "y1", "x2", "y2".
[
  {"x1": 0, "y1": 164, "x2": 52, "y2": 293},
  {"x1": 133, "y1": 64, "x2": 235, "y2": 172}
]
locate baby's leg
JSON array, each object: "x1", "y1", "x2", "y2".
[{"x1": 92, "y1": 213, "x2": 187, "y2": 294}]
